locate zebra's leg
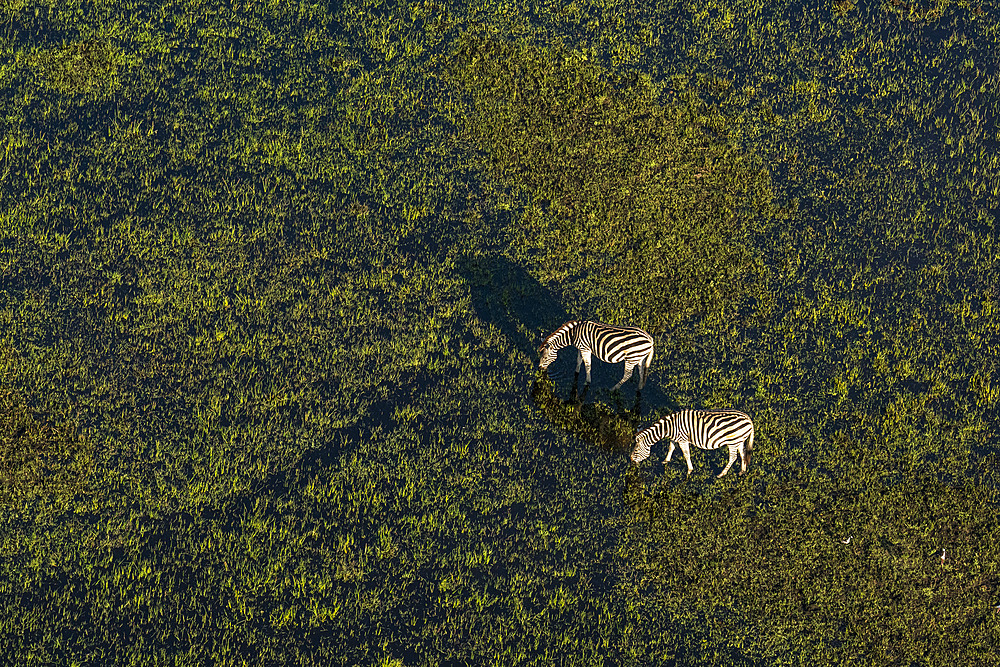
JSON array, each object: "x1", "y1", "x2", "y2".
[
  {"x1": 679, "y1": 441, "x2": 694, "y2": 476},
  {"x1": 718, "y1": 445, "x2": 739, "y2": 478},
  {"x1": 665, "y1": 442, "x2": 676, "y2": 462},
  {"x1": 612, "y1": 361, "x2": 636, "y2": 391},
  {"x1": 633, "y1": 357, "x2": 649, "y2": 411},
  {"x1": 637, "y1": 354, "x2": 651, "y2": 390},
  {"x1": 580, "y1": 349, "x2": 593, "y2": 385},
  {"x1": 738, "y1": 441, "x2": 748, "y2": 475}
]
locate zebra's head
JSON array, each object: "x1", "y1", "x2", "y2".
[
  {"x1": 538, "y1": 341, "x2": 558, "y2": 370},
  {"x1": 538, "y1": 321, "x2": 580, "y2": 369},
  {"x1": 631, "y1": 426, "x2": 656, "y2": 463}
]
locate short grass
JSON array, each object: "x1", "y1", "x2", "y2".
[{"x1": 2, "y1": 0, "x2": 999, "y2": 664}]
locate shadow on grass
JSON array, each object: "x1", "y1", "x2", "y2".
[
  {"x1": 530, "y1": 372, "x2": 638, "y2": 456},
  {"x1": 459, "y1": 253, "x2": 687, "y2": 451},
  {"x1": 458, "y1": 253, "x2": 568, "y2": 358}
]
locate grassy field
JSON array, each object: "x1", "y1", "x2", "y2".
[{"x1": 2, "y1": 0, "x2": 1000, "y2": 664}]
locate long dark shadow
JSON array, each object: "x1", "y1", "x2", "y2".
[
  {"x1": 459, "y1": 254, "x2": 689, "y2": 453},
  {"x1": 458, "y1": 253, "x2": 570, "y2": 358}
]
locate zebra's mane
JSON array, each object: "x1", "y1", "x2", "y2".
[
  {"x1": 541, "y1": 320, "x2": 582, "y2": 347},
  {"x1": 635, "y1": 421, "x2": 660, "y2": 439}
]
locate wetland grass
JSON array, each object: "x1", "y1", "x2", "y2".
[{"x1": 2, "y1": 0, "x2": 999, "y2": 664}]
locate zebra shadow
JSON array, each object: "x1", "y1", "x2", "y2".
[
  {"x1": 459, "y1": 253, "x2": 684, "y2": 442},
  {"x1": 458, "y1": 253, "x2": 677, "y2": 405},
  {"x1": 458, "y1": 253, "x2": 569, "y2": 358},
  {"x1": 530, "y1": 372, "x2": 639, "y2": 455}
]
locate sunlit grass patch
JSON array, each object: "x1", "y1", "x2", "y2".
[
  {"x1": 446, "y1": 32, "x2": 776, "y2": 330},
  {"x1": 0, "y1": 389, "x2": 92, "y2": 506},
  {"x1": 32, "y1": 39, "x2": 122, "y2": 98},
  {"x1": 621, "y1": 469, "x2": 1000, "y2": 663}
]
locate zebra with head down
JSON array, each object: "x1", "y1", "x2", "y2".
[{"x1": 538, "y1": 320, "x2": 654, "y2": 392}]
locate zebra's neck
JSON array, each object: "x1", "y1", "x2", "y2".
[
  {"x1": 548, "y1": 320, "x2": 582, "y2": 349},
  {"x1": 640, "y1": 415, "x2": 673, "y2": 445},
  {"x1": 661, "y1": 413, "x2": 680, "y2": 440}
]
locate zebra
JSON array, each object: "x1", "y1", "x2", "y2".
[
  {"x1": 632, "y1": 409, "x2": 755, "y2": 477},
  {"x1": 538, "y1": 320, "x2": 654, "y2": 391}
]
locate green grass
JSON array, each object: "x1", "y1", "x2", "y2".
[{"x1": 2, "y1": 0, "x2": 1000, "y2": 664}]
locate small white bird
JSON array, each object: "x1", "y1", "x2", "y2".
[
  {"x1": 941, "y1": 548, "x2": 946, "y2": 563},
  {"x1": 840, "y1": 536, "x2": 851, "y2": 544}
]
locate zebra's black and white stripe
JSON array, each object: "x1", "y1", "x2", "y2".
[
  {"x1": 632, "y1": 409, "x2": 755, "y2": 477},
  {"x1": 538, "y1": 320, "x2": 654, "y2": 391}
]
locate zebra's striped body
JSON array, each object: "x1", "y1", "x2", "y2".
[
  {"x1": 538, "y1": 320, "x2": 654, "y2": 391},
  {"x1": 632, "y1": 409, "x2": 755, "y2": 477}
]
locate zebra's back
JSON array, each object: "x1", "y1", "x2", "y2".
[
  {"x1": 678, "y1": 409, "x2": 753, "y2": 450},
  {"x1": 586, "y1": 321, "x2": 654, "y2": 363}
]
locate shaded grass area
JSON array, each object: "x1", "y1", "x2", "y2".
[{"x1": 2, "y1": 0, "x2": 1000, "y2": 664}]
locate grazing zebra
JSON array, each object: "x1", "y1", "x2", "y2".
[
  {"x1": 632, "y1": 409, "x2": 755, "y2": 477},
  {"x1": 538, "y1": 320, "x2": 654, "y2": 391}
]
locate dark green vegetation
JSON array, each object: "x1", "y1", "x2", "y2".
[{"x1": 2, "y1": 0, "x2": 1000, "y2": 663}]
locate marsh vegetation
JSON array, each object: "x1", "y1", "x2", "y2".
[{"x1": 2, "y1": 0, "x2": 999, "y2": 664}]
